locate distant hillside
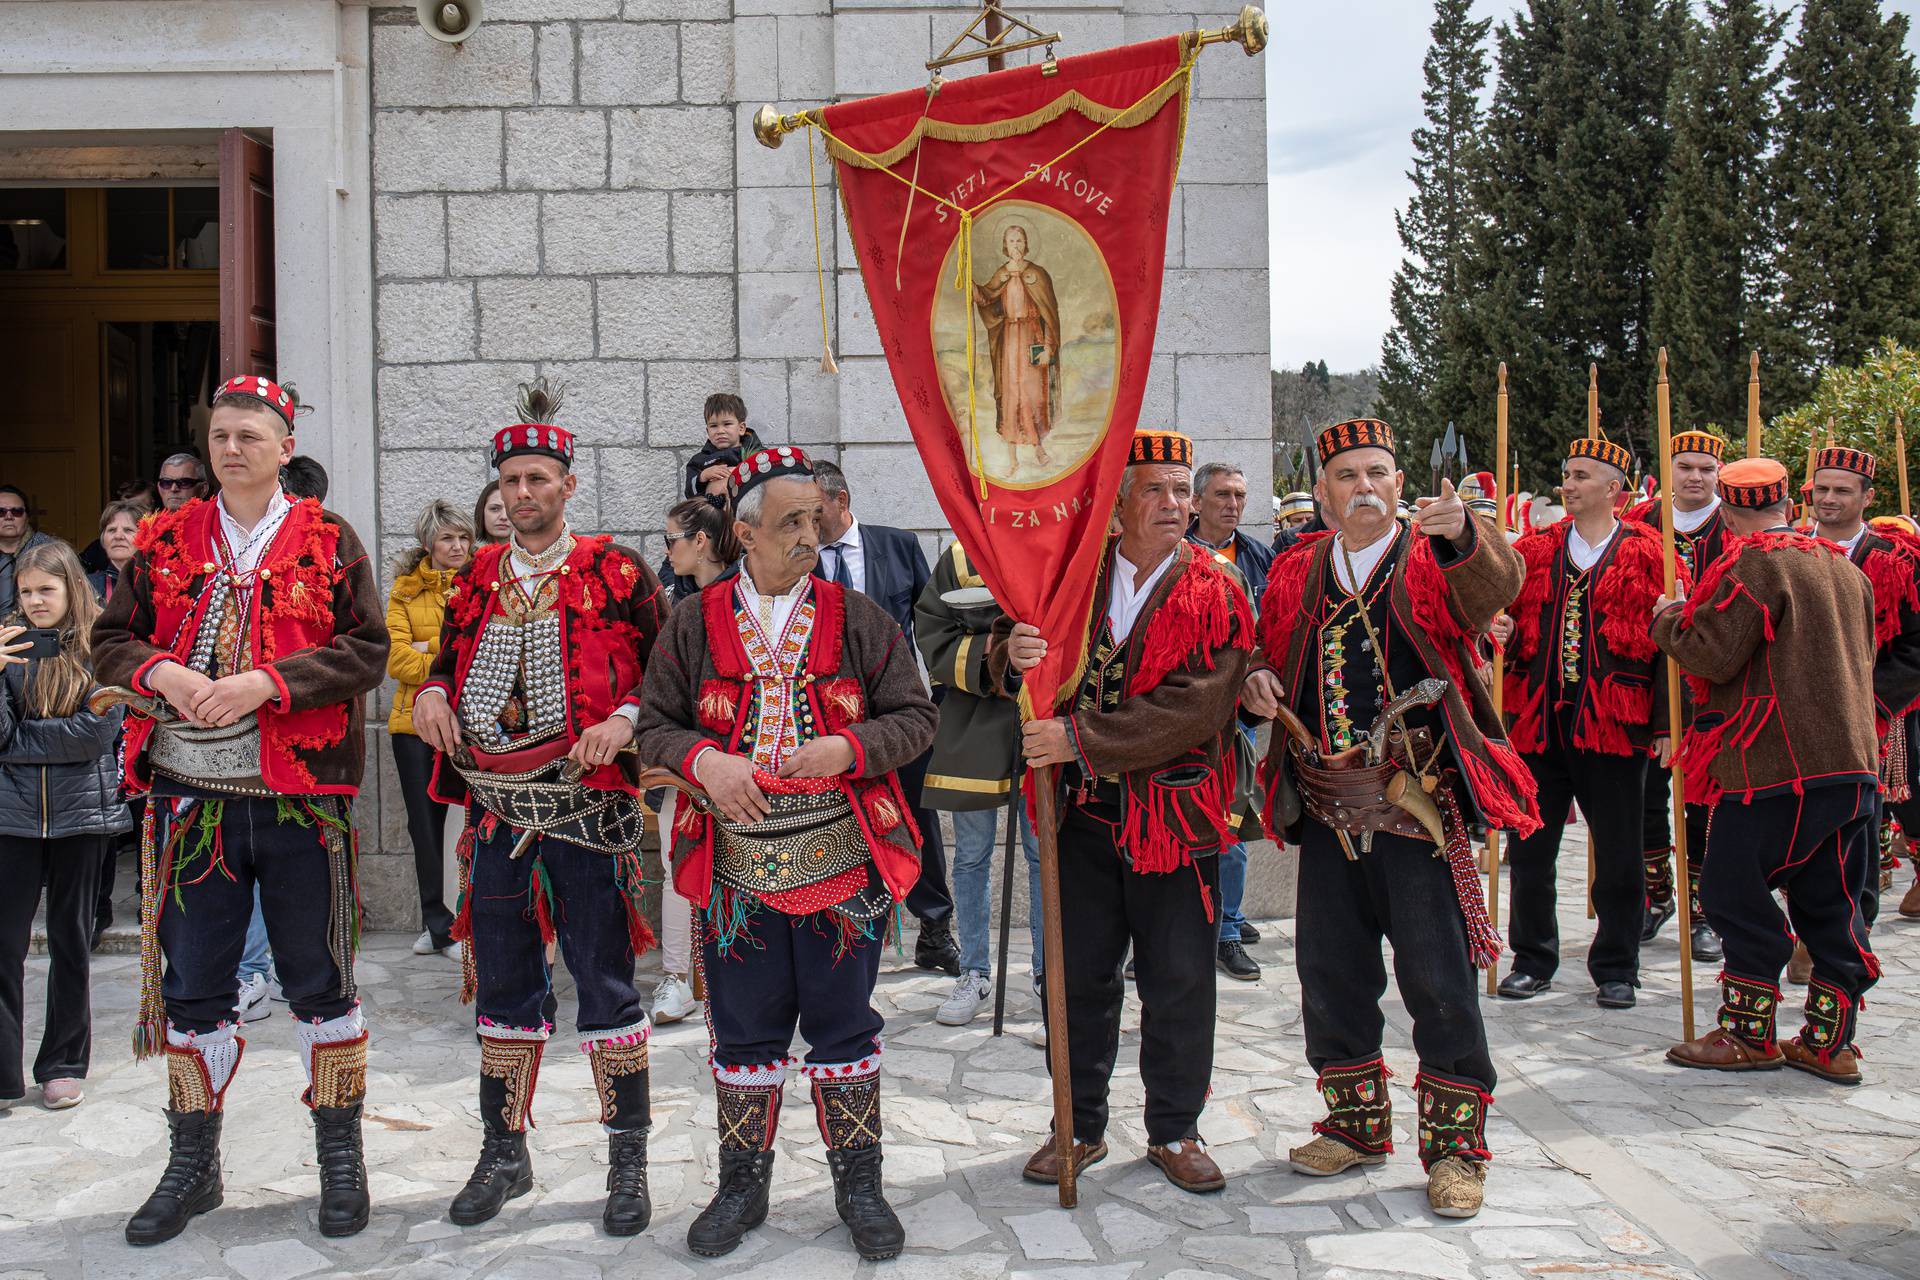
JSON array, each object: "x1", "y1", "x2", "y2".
[{"x1": 1270, "y1": 363, "x2": 1382, "y2": 487}]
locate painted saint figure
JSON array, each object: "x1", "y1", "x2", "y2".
[{"x1": 972, "y1": 224, "x2": 1061, "y2": 477}]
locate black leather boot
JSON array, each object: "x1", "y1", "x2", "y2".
[
  {"x1": 588, "y1": 1038, "x2": 652, "y2": 1236},
  {"x1": 688, "y1": 1074, "x2": 781, "y2": 1257},
  {"x1": 914, "y1": 918, "x2": 961, "y2": 976},
  {"x1": 827, "y1": 1145, "x2": 904, "y2": 1260},
  {"x1": 450, "y1": 1038, "x2": 541, "y2": 1227},
  {"x1": 126, "y1": 1109, "x2": 225, "y2": 1246},
  {"x1": 313, "y1": 1105, "x2": 371, "y2": 1237},
  {"x1": 603, "y1": 1129, "x2": 652, "y2": 1236},
  {"x1": 814, "y1": 1072, "x2": 903, "y2": 1259}
]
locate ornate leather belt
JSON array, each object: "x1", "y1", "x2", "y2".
[
  {"x1": 712, "y1": 780, "x2": 878, "y2": 910},
  {"x1": 149, "y1": 719, "x2": 272, "y2": 797},
  {"x1": 452, "y1": 728, "x2": 640, "y2": 855},
  {"x1": 1293, "y1": 726, "x2": 1450, "y2": 846}
]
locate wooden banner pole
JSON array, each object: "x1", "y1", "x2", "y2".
[
  {"x1": 1031, "y1": 765, "x2": 1078, "y2": 1206},
  {"x1": 1656, "y1": 348, "x2": 1697, "y2": 1040},
  {"x1": 1487, "y1": 362, "x2": 1509, "y2": 996},
  {"x1": 1747, "y1": 351, "x2": 1762, "y2": 460},
  {"x1": 1586, "y1": 364, "x2": 1599, "y2": 920},
  {"x1": 1898, "y1": 412, "x2": 1910, "y2": 519}
]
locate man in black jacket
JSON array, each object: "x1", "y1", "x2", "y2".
[{"x1": 811, "y1": 461, "x2": 958, "y2": 973}]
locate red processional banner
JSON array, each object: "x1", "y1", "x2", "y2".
[{"x1": 822, "y1": 36, "x2": 1196, "y2": 716}]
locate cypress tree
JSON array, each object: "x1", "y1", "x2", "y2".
[
  {"x1": 1768, "y1": 0, "x2": 1920, "y2": 405},
  {"x1": 1378, "y1": 0, "x2": 1492, "y2": 461},
  {"x1": 1648, "y1": 1, "x2": 1785, "y2": 429}
]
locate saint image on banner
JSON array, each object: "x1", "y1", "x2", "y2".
[
  {"x1": 934, "y1": 201, "x2": 1120, "y2": 493},
  {"x1": 972, "y1": 224, "x2": 1061, "y2": 474}
]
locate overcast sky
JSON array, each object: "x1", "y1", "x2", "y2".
[{"x1": 1264, "y1": 1, "x2": 1920, "y2": 374}]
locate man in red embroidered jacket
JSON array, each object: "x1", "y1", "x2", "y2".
[
  {"x1": 1625, "y1": 430, "x2": 1729, "y2": 957},
  {"x1": 995, "y1": 429, "x2": 1254, "y2": 1198},
  {"x1": 410, "y1": 381, "x2": 666, "y2": 1235},
  {"x1": 1805, "y1": 446, "x2": 1920, "y2": 927},
  {"x1": 91, "y1": 376, "x2": 388, "y2": 1245},
  {"x1": 633, "y1": 446, "x2": 935, "y2": 1262},
  {"x1": 1655, "y1": 458, "x2": 1881, "y2": 1086},
  {"x1": 1490, "y1": 436, "x2": 1680, "y2": 1009},
  {"x1": 1242, "y1": 419, "x2": 1538, "y2": 1220}
]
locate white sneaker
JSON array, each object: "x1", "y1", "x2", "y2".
[
  {"x1": 651, "y1": 975, "x2": 698, "y2": 1024},
  {"x1": 412, "y1": 930, "x2": 437, "y2": 955},
  {"x1": 237, "y1": 972, "x2": 272, "y2": 1023},
  {"x1": 442, "y1": 940, "x2": 464, "y2": 962},
  {"x1": 936, "y1": 971, "x2": 992, "y2": 1026}
]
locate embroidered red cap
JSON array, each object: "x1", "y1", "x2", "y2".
[
  {"x1": 1814, "y1": 445, "x2": 1876, "y2": 481},
  {"x1": 1316, "y1": 419, "x2": 1396, "y2": 464},
  {"x1": 213, "y1": 375, "x2": 297, "y2": 427},
  {"x1": 1128, "y1": 429, "x2": 1193, "y2": 468},
  {"x1": 1671, "y1": 430, "x2": 1726, "y2": 461},
  {"x1": 729, "y1": 445, "x2": 815, "y2": 503},
  {"x1": 1719, "y1": 457, "x2": 1792, "y2": 508},
  {"x1": 492, "y1": 378, "x2": 575, "y2": 470},
  {"x1": 1567, "y1": 436, "x2": 1632, "y2": 475}
]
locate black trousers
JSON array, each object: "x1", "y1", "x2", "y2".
[
  {"x1": 1703, "y1": 783, "x2": 1878, "y2": 1001},
  {"x1": 1508, "y1": 734, "x2": 1648, "y2": 986},
  {"x1": 1297, "y1": 821, "x2": 1495, "y2": 1089},
  {"x1": 391, "y1": 732, "x2": 455, "y2": 948},
  {"x1": 702, "y1": 907, "x2": 885, "y2": 1068},
  {"x1": 898, "y1": 747, "x2": 953, "y2": 924},
  {"x1": 0, "y1": 833, "x2": 105, "y2": 1096},
  {"x1": 153, "y1": 794, "x2": 353, "y2": 1034},
  {"x1": 1045, "y1": 804, "x2": 1218, "y2": 1146},
  {"x1": 468, "y1": 812, "x2": 646, "y2": 1035}
]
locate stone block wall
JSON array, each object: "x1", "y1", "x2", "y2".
[{"x1": 362, "y1": 0, "x2": 1274, "y2": 929}]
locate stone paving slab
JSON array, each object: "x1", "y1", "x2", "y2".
[{"x1": 3, "y1": 825, "x2": 1917, "y2": 1279}]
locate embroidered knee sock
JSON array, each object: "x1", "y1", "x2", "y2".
[
  {"x1": 583, "y1": 1019, "x2": 652, "y2": 1133},
  {"x1": 712, "y1": 1055, "x2": 790, "y2": 1152},
  {"x1": 1717, "y1": 972, "x2": 1781, "y2": 1050},
  {"x1": 1413, "y1": 1069, "x2": 1493, "y2": 1169},
  {"x1": 166, "y1": 1023, "x2": 244, "y2": 1112},
  {"x1": 1311, "y1": 1056, "x2": 1393, "y2": 1156},
  {"x1": 802, "y1": 1048, "x2": 883, "y2": 1150}
]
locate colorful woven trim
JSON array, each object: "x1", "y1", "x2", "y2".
[
  {"x1": 1671, "y1": 430, "x2": 1726, "y2": 461},
  {"x1": 1717, "y1": 971, "x2": 1781, "y2": 1050},
  {"x1": 716, "y1": 1074, "x2": 783, "y2": 1152},
  {"x1": 812, "y1": 1072, "x2": 883, "y2": 1150},
  {"x1": 1414, "y1": 1069, "x2": 1493, "y2": 1169},
  {"x1": 1129, "y1": 429, "x2": 1193, "y2": 468},
  {"x1": 1567, "y1": 436, "x2": 1632, "y2": 474},
  {"x1": 1814, "y1": 445, "x2": 1876, "y2": 480},
  {"x1": 304, "y1": 1032, "x2": 369, "y2": 1111},
  {"x1": 165, "y1": 1033, "x2": 245, "y2": 1115},
  {"x1": 710, "y1": 1054, "x2": 796, "y2": 1087},
  {"x1": 1310, "y1": 1057, "x2": 1393, "y2": 1156},
  {"x1": 1317, "y1": 418, "x2": 1396, "y2": 463}
]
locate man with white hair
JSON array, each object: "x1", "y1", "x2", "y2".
[
  {"x1": 1243, "y1": 418, "x2": 1535, "y2": 1219},
  {"x1": 1493, "y1": 436, "x2": 1676, "y2": 1010}
]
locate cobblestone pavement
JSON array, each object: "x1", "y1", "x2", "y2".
[{"x1": 6, "y1": 839, "x2": 1918, "y2": 1280}]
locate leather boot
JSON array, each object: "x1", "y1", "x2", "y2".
[
  {"x1": 914, "y1": 917, "x2": 961, "y2": 976},
  {"x1": 126, "y1": 1110, "x2": 225, "y2": 1245},
  {"x1": 588, "y1": 1035, "x2": 653, "y2": 1237},
  {"x1": 813, "y1": 1070, "x2": 901, "y2": 1258},
  {"x1": 1668, "y1": 973, "x2": 1784, "y2": 1071},
  {"x1": 827, "y1": 1145, "x2": 905, "y2": 1260},
  {"x1": 305, "y1": 1032, "x2": 371, "y2": 1238},
  {"x1": 450, "y1": 1036, "x2": 541, "y2": 1227},
  {"x1": 688, "y1": 1070, "x2": 782, "y2": 1257},
  {"x1": 312, "y1": 1106, "x2": 371, "y2": 1237}
]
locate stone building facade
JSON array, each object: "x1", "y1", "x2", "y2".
[{"x1": 4, "y1": 0, "x2": 1274, "y2": 927}]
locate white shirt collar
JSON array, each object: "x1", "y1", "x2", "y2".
[
  {"x1": 1331, "y1": 524, "x2": 1399, "y2": 594},
  {"x1": 1673, "y1": 497, "x2": 1719, "y2": 534},
  {"x1": 1827, "y1": 525, "x2": 1868, "y2": 556},
  {"x1": 1108, "y1": 543, "x2": 1179, "y2": 643},
  {"x1": 825, "y1": 515, "x2": 862, "y2": 552},
  {"x1": 738, "y1": 565, "x2": 811, "y2": 637},
  {"x1": 1566, "y1": 520, "x2": 1618, "y2": 572},
  {"x1": 214, "y1": 488, "x2": 292, "y2": 573}
]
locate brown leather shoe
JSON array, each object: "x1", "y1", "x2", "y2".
[
  {"x1": 1666, "y1": 1028, "x2": 1783, "y2": 1072},
  {"x1": 1782, "y1": 1036, "x2": 1864, "y2": 1086},
  {"x1": 1900, "y1": 876, "x2": 1920, "y2": 919},
  {"x1": 1146, "y1": 1139, "x2": 1226, "y2": 1194},
  {"x1": 1021, "y1": 1138, "x2": 1107, "y2": 1185},
  {"x1": 1786, "y1": 941, "x2": 1813, "y2": 985}
]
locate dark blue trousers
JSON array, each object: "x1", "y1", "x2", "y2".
[
  {"x1": 154, "y1": 792, "x2": 352, "y2": 1034},
  {"x1": 467, "y1": 810, "x2": 645, "y2": 1035},
  {"x1": 701, "y1": 907, "x2": 885, "y2": 1069}
]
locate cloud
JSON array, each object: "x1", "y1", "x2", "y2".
[{"x1": 1267, "y1": 113, "x2": 1407, "y2": 178}]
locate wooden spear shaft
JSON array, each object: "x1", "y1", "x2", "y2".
[
  {"x1": 1027, "y1": 757, "x2": 1076, "y2": 1206},
  {"x1": 1656, "y1": 349, "x2": 1697, "y2": 1040},
  {"x1": 1586, "y1": 364, "x2": 1599, "y2": 921},
  {"x1": 1487, "y1": 362, "x2": 1509, "y2": 997},
  {"x1": 1747, "y1": 351, "x2": 1762, "y2": 460},
  {"x1": 1899, "y1": 413, "x2": 1910, "y2": 518}
]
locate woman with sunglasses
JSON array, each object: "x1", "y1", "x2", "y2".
[{"x1": 0, "y1": 485, "x2": 53, "y2": 619}]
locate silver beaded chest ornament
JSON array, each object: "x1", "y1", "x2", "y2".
[{"x1": 458, "y1": 534, "x2": 574, "y2": 749}]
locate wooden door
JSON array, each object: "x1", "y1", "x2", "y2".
[
  {"x1": 0, "y1": 315, "x2": 93, "y2": 544},
  {"x1": 219, "y1": 129, "x2": 275, "y2": 379}
]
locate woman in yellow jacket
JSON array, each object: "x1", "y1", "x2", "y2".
[{"x1": 388, "y1": 500, "x2": 473, "y2": 959}]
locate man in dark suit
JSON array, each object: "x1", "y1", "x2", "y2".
[{"x1": 812, "y1": 461, "x2": 959, "y2": 974}]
